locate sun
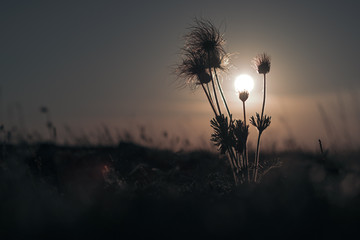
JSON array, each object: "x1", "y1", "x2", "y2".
[{"x1": 234, "y1": 74, "x2": 254, "y2": 92}]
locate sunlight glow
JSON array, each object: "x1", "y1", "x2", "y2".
[{"x1": 234, "y1": 74, "x2": 254, "y2": 92}]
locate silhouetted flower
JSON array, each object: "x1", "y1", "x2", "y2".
[
  {"x1": 185, "y1": 19, "x2": 227, "y2": 70},
  {"x1": 176, "y1": 50, "x2": 211, "y2": 88},
  {"x1": 253, "y1": 53, "x2": 271, "y2": 74},
  {"x1": 239, "y1": 90, "x2": 249, "y2": 102},
  {"x1": 186, "y1": 19, "x2": 225, "y2": 56}
]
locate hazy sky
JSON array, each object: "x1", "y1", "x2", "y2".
[{"x1": 1, "y1": 1, "x2": 360, "y2": 149}]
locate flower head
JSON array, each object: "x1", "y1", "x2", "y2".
[
  {"x1": 185, "y1": 19, "x2": 226, "y2": 69},
  {"x1": 207, "y1": 51, "x2": 230, "y2": 70},
  {"x1": 239, "y1": 90, "x2": 249, "y2": 102},
  {"x1": 176, "y1": 50, "x2": 211, "y2": 89},
  {"x1": 253, "y1": 53, "x2": 271, "y2": 74}
]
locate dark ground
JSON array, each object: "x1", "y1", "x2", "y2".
[{"x1": 0, "y1": 142, "x2": 360, "y2": 239}]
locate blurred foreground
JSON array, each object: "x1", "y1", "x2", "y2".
[{"x1": 1, "y1": 142, "x2": 360, "y2": 239}]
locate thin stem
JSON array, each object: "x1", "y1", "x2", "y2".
[
  {"x1": 214, "y1": 67, "x2": 231, "y2": 118},
  {"x1": 201, "y1": 83, "x2": 218, "y2": 117},
  {"x1": 236, "y1": 150, "x2": 242, "y2": 169},
  {"x1": 227, "y1": 145, "x2": 238, "y2": 169},
  {"x1": 227, "y1": 150, "x2": 238, "y2": 185},
  {"x1": 227, "y1": 146, "x2": 240, "y2": 184},
  {"x1": 206, "y1": 84, "x2": 213, "y2": 103},
  {"x1": 243, "y1": 101, "x2": 247, "y2": 127},
  {"x1": 254, "y1": 73, "x2": 267, "y2": 182},
  {"x1": 232, "y1": 146, "x2": 241, "y2": 170},
  {"x1": 208, "y1": 54, "x2": 222, "y2": 115},
  {"x1": 253, "y1": 132, "x2": 262, "y2": 182},
  {"x1": 260, "y1": 74, "x2": 267, "y2": 121},
  {"x1": 242, "y1": 101, "x2": 250, "y2": 182}
]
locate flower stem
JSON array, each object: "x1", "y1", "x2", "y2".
[
  {"x1": 260, "y1": 74, "x2": 267, "y2": 121},
  {"x1": 227, "y1": 146, "x2": 239, "y2": 185},
  {"x1": 254, "y1": 73, "x2": 267, "y2": 182},
  {"x1": 253, "y1": 132, "x2": 262, "y2": 182},
  {"x1": 213, "y1": 67, "x2": 231, "y2": 119},
  {"x1": 243, "y1": 101, "x2": 250, "y2": 182},
  {"x1": 208, "y1": 54, "x2": 222, "y2": 116},
  {"x1": 206, "y1": 84, "x2": 213, "y2": 102},
  {"x1": 201, "y1": 83, "x2": 218, "y2": 117}
]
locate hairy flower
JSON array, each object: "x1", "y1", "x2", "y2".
[
  {"x1": 185, "y1": 19, "x2": 227, "y2": 70},
  {"x1": 176, "y1": 50, "x2": 211, "y2": 88},
  {"x1": 250, "y1": 113, "x2": 271, "y2": 133},
  {"x1": 186, "y1": 19, "x2": 225, "y2": 56},
  {"x1": 253, "y1": 53, "x2": 271, "y2": 74},
  {"x1": 239, "y1": 90, "x2": 249, "y2": 102}
]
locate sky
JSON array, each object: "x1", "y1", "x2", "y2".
[{"x1": 1, "y1": 0, "x2": 360, "y2": 150}]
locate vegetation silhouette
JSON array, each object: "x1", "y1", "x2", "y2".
[{"x1": 176, "y1": 19, "x2": 275, "y2": 184}]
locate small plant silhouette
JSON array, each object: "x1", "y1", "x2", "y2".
[
  {"x1": 251, "y1": 53, "x2": 272, "y2": 182},
  {"x1": 40, "y1": 106, "x2": 56, "y2": 143},
  {"x1": 176, "y1": 19, "x2": 273, "y2": 184}
]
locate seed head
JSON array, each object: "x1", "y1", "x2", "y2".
[
  {"x1": 186, "y1": 19, "x2": 225, "y2": 57},
  {"x1": 253, "y1": 53, "x2": 271, "y2": 74},
  {"x1": 176, "y1": 50, "x2": 211, "y2": 89},
  {"x1": 185, "y1": 19, "x2": 228, "y2": 72}
]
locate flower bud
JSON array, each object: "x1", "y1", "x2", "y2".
[
  {"x1": 253, "y1": 53, "x2": 271, "y2": 74},
  {"x1": 239, "y1": 90, "x2": 249, "y2": 102}
]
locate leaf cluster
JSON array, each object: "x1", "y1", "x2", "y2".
[
  {"x1": 210, "y1": 115, "x2": 249, "y2": 156},
  {"x1": 210, "y1": 115, "x2": 233, "y2": 154},
  {"x1": 250, "y1": 113, "x2": 271, "y2": 134},
  {"x1": 233, "y1": 120, "x2": 248, "y2": 154}
]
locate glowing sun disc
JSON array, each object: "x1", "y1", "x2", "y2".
[{"x1": 234, "y1": 74, "x2": 254, "y2": 92}]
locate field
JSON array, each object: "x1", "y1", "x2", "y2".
[{"x1": 1, "y1": 141, "x2": 360, "y2": 239}]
